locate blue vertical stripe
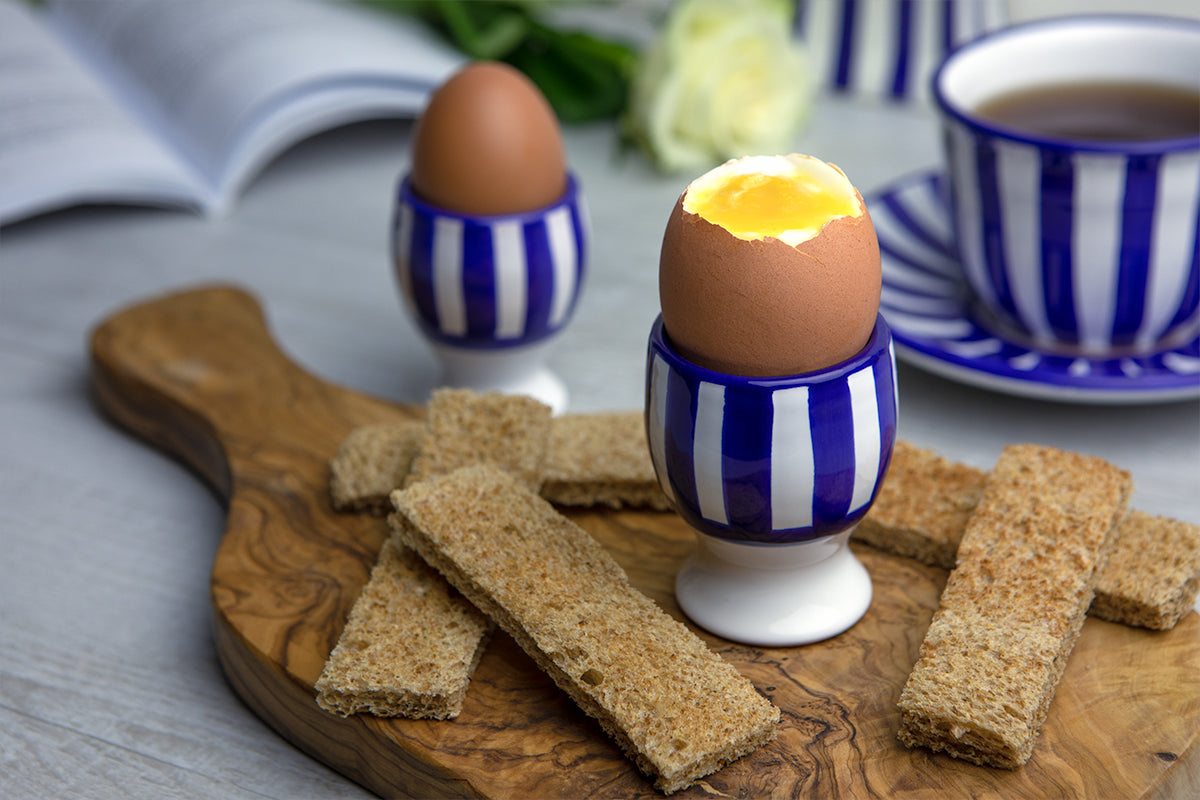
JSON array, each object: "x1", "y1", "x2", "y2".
[
  {"x1": 890, "y1": 0, "x2": 915, "y2": 99},
  {"x1": 974, "y1": 133, "x2": 1016, "y2": 318},
  {"x1": 461, "y1": 222, "x2": 497, "y2": 339},
  {"x1": 940, "y1": 0, "x2": 956, "y2": 54},
  {"x1": 522, "y1": 218, "x2": 554, "y2": 339},
  {"x1": 808, "y1": 378, "x2": 855, "y2": 528},
  {"x1": 407, "y1": 206, "x2": 440, "y2": 334},
  {"x1": 1112, "y1": 154, "x2": 1159, "y2": 345},
  {"x1": 1039, "y1": 149, "x2": 1079, "y2": 340},
  {"x1": 721, "y1": 382, "x2": 774, "y2": 535},
  {"x1": 664, "y1": 365, "x2": 700, "y2": 520},
  {"x1": 833, "y1": 0, "x2": 857, "y2": 91}
]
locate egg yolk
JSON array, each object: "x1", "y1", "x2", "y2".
[{"x1": 683, "y1": 155, "x2": 860, "y2": 246}]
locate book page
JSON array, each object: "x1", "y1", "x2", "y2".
[
  {"x1": 48, "y1": 0, "x2": 464, "y2": 212},
  {"x1": 0, "y1": 0, "x2": 204, "y2": 225}
]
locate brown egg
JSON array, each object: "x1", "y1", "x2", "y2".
[
  {"x1": 410, "y1": 61, "x2": 566, "y2": 216},
  {"x1": 659, "y1": 154, "x2": 881, "y2": 376}
]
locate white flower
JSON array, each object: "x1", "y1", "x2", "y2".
[{"x1": 627, "y1": 0, "x2": 813, "y2": 173}]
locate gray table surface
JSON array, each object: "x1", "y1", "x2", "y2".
[{"x1": 3, "y1": 22, "x2": 1198, "y2": 800}]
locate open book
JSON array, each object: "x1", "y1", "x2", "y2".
[{"x1": 0, "y1": 0, "x2": 465, "y2": 226}]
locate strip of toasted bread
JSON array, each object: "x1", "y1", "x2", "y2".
[
  {"x1": 854, "y1": 440, "x2": 982, "y2": 568},
  {"x1": 858, "y1": 441, "x2": 1199, "y2": 630},
  {"x1": 389, "y1": 464, "x2": 779, "y2": 794},
  {"x1": 1090, "y1": 510, "x2": 1200, "y2": 630},
  {"x1": 319, "y1": 390, "x2": 550, "y2": 719},
  {"x1": 897, "y1": 444, "x2": 1131, "y2": 768},
  {"x1": 540, "y1": 411, "x2": 671, "y2": 510},
  {"x1": 405, "y1": 388, "x2": 552, "y2": 491},
  {"x1": 329, "y1": 420, "x2": 425, "y2": 514},
  {"x1": 315, "y1": 538, "x2": 493, "y2": 719},
  {"x1": 332, "y1": 407, "x2": 671, "y2": 512}
]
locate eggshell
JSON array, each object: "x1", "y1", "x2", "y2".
[
  {"x1": 659, "y1": 186, "x2": 881, "y2": 377},
  {"x1": 410, "y1": 61, "x2": 566, "y2": 216}
]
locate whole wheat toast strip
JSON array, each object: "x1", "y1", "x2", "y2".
[
  {"x1": 854, "y1": 441, "x2": 982, "y2": 569},
  {"x1": 329, "y1": 420, "x2": 425, "y2": 514},
  {"x1": 541, "y1": 411, "x2": 671, "y2": 510},
  {"x1": 320, "y1": 388, "x2": 551, "y2": 719},
  {"x1": 1089, "y1": 510, "x2": 1200, "y2": 630},
  {"x1": 389, "y1": 464, "x2": 780, "y2": 795},
  {"x1": 315, "y1": 538, "x2": 492, "y2": 719},
  {"x1": 404, "y1": 388, "x2": 552, "y2": 491},
  {"x1": 856, "y1": 440, "x2": 1200, "y2": 630},
  {"x1": 897, "y1": 444, "x2": 1131, "y2": 768},
  {"x1": 331, "y1": 408, "x2": 670, "y2": 513}
]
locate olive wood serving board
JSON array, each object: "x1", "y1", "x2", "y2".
[{"x1": 89, "y1": 284, "x2": 1199, "y2": 799}]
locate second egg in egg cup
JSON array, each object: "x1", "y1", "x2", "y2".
[
  {"x1": 392, "y1": 174, "x2": 588, "y2": 414},
  {"x1": 646, "y1": 314, "x2": 898, "y2": 647}
]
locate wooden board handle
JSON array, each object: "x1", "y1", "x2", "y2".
[
  {"x1": 90, "y1": 284, "x2": 376, "y2": 495},
  {"x1": 88, "y1": 285, "x2": 443, "y2": 798},
  {"x1": 89, "y1": 282, "x2": 416, "y2": 678}
]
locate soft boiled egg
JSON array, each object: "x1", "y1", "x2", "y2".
[
  {"x1": 659, "y1": 154, "x2": 881, "y2": 376},
  {"x1": 409, "y1": 61, "x2": 567, "y2": 216}
]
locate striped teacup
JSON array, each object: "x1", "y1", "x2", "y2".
[
  {"x1": 645, "y1": 314, "x2": 898, "y2": 545},
  {"x1": 392, "y1": 175, "x2": 588, "y2": 352},
  {"x1": 933, "y1": 16, "x2": 1200, "y2": 356}
]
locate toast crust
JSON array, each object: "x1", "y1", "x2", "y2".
[
  {"x1": 315, "y1": 538, "x2": 493, "y2": 720},
  {"x1": 540, "y1": 411, "x2": 671, "y2": 510},
  {"x1": 405, "y1": 388, "x2": 552, "y2": 491},
  {"x1": 1091, "y1": 510, "x2": 1200, "y2": 630},
  {"x1": 390, "y1": 464, "x2": 779, "y2": 794},
  {"x1": 897, "y1": 444, "x2": 1132, "y2": 768},
  {"x1": 333, "y1": 408, "x2": 671, "y2": 513},
  {"x1": 858, "y1": 441, "x2": 1199, "y2": 631},
  {"x1": 329, "y1": 420, "x2": 425, "y2": 514}
]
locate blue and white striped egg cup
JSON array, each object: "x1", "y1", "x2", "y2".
[
  {"x1": 646, "y1": 314, "x2": 898, "y2": 646},
  {"x1": 934, "y1": 16, "x2": 1200, "y2": 357},
  {"x1": 392, "y1": 175, "x2": 588, "y2": 414}
]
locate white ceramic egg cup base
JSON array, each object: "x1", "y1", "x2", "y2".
[
  {"x1": 675, "y1": 529, "x2": 872, "y2": 647},
  {"x1": 432, "y1": 341, "x2": 568, "y2": 415}
]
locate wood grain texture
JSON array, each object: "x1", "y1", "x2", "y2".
[{"x1": 88, "y1": 284, "x2": 1200, "y2": 800}]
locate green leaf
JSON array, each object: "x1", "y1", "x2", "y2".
[
  {"x1": 363, "y1": 0, "x2": 640, "y2": 124},
  {"x1": 509, "y1": 26, "x2": 636, "y2": 123},
  {"x1": 437, "y1": 2, "x2": 530, "y2": 60}
]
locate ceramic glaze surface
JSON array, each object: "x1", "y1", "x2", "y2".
[
  {"x1": 934, "y1": 16, "x2": 1200, "y2": 355},
  {"x1": 645, "y1": 314, "x2": 898, "y2": 544},
  {"x1": 870, "y1": 170, "x2": 1200, "y2": 403},
  {"x1": 393, "y1": 175, "x2": 588, "y2": 350},
  {"x1": 793, "y1": 0, "x2": 1008, "y2": 102}
]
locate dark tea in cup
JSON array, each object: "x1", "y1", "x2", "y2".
[{"x1": 974, "y1": 81, "x2": 1200, "y2": 142}]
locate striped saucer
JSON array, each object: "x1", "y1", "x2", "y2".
[{"x1": 869, "y1": 171, "x2": 1200, "y2": 404}]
